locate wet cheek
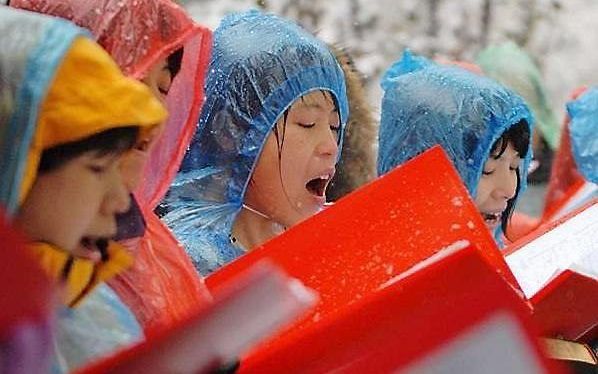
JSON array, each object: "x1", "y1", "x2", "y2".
[
  {"x1": 55, "y1": 196, "x2": 95, "y2": 251},
  {"x1": 473, "y1": 181, "x2": 489, "y2": 209}
]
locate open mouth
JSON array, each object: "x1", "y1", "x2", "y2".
[
  {"x1": 79, "y1": 237, "x2": 110, "y2": 262},
  {"x1": 481, "y1": 212, "x2": 502, "y2": 227},
  {"x1": 306, "y1": 173, "x2": 333, "y2": 198}
]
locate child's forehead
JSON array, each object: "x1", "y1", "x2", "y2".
[{"x1": 292, "y1": 91, "x2": 337, "y2": 112}]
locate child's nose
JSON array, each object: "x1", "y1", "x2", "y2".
[
  {"x1": 104, "y1": 177, "x2": 131, "y2": 216},
  {"x1": 316, "y1": 128, "x2": 339, "y2": 159},
  {"x1": 492, "y1": 171, "x2": 517, "y2": 201}
]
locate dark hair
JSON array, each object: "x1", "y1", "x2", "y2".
[
  {"x1": 488, "y1": 120, "x2": 530, "y2": 239},
  {"x1": 167, "y1": 47, "x2": 184, "y2": 79},
  {"x1": 38, "y1": 126, "x2": 139, "y2": 173}
]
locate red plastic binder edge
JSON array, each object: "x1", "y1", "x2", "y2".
[
  {"x1": 239, "y1": 242, "x2": 558, "y2": 374},
  {"x1": 543, "y1": 182, "x2": 597, "y2": 223},
  {"x1": 531, "y1": 269, "x2": 598, "y2": 341},
  {"x1": 77, "y1": 261, "x2": 316, "y2": 374},
  {"x1": 0, "y1": 210, "x2": 55, "y2": 330}
]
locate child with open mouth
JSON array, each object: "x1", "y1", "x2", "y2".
[
  {"x1": 377, "y1": 50, "x2": 533, "y2": 247},
  {"x1": 163, "y1": 10, "x2": 349, "y2": 276}
]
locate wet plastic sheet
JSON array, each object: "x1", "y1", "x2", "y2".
[{"x1": 543, "y1": 87, "x2": 596, "y2": 220}]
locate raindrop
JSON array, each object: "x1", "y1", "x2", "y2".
[{"x1": 451, "y1": 196, "x2": 463, "y2": 206}]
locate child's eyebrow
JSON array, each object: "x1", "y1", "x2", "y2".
[{"x1": 300, "y1": 102, "x2": 338, "y2": 113}]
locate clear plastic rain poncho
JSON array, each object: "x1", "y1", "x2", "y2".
[
  {"x1": 11, "y1": 0, "x2": 215, "y2": 329},
  {"x1": 477, "y1": 42, "x2": 560, "y2": 150},
  {"x1": 566, "y1": 87, "x2": 598, "y2": 183},
  {"x1": 0, "y1": 7, "x2": 156, "y2": 372},
  {"x1": 164, "y1": 10, "x2": 348, "y2": 276},
  {"x1": 377, "y1": 50, "x2": 533, "y2": 241}
]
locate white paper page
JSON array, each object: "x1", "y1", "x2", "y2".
[{"x1": 506, "y1": 203, "x2": 598, "y2": 298}]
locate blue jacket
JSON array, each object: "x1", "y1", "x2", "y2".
[
  {"x1": 377, "y1": 50, "x2": 534, "y2": 241},
  {"x1": 164, "y1": 10, "x2": 348, "y2": 276}
]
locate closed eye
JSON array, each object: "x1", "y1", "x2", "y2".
[{"x1": 87, "y1": 165, "x2": 107, "y2": 174}]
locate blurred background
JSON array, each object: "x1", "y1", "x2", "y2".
[{"x1": 182, "y1": 0, "x2": 597, "y2": 120}]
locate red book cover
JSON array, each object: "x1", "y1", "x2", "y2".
[
  {"x1": 0, "y1": 212, "x2": 56, "y2": 373},
  {"x1": 239, "y1": 242, "x2": 561, "y2": 373},
  {"x1": 0, "y1": 211, "x2": 54, "y2": 329},
  {"x1": 531, "y1": 270, "x2": 598, "y2": 341},
  {"x1": 77, "y1": 261, "x2": 316, "y2": 374},
  {"x1": 207, "y1": 146, "x2": 516, "y2": 346}
]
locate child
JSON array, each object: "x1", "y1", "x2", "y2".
[
  {"x1": 11, "y1": 0, "x2": 214, "y2": 330},
  {"x1": 0, "y1": 6, "x2": 166, "y2": 371},
  {"x1": 164, "y1": 10, "x2": 348, "y2": 275},
  {"x1": 377, "y1": 50, "x2": 533, "y2": 245}
]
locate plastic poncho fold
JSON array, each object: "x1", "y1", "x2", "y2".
[
  {"x1": 164, "y1": 9, "x2": 348, "y2": 276},
  {"x1": 566, "y1": 87, "x2": 598, "y2": 183},
  {"x1": 11, "y1": 0, "x2": 215, "y2": 329},
  {"x1": 377, "y1": 50, "x2": 533, "y2": 241},
  {"x1": 477, "y1": 42, "x2": 560, "y2": 150}
]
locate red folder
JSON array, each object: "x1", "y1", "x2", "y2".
[
  {"x1": 239, "y1": 242, "x2": 560, "y2": 373},
  {"x1": 531, "y1": 270, "x2": 598, "y2": 341},
  {"x1": 0, "y1": 212, "x2": 56, "y2": 373},
  {"x1": 505, "y1": 201, "x2": 598, "y2": 342},
  {"x1": 0, "y1": 211, "x2": 54, "y2": 329},
  {"x1": 77, "y1": 261, "x2": 316, "y2": 374},
  {"x1": 207, "y1": 146, "x2": 516, "y2": 343}
]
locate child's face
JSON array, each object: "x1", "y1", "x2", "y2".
[
  {"x1": 141, "y1": 57, "x2": 173, "y2": 104},
  {"x1": 244, "y1": 91, "x2": 341, "y2": 227},
  {"x1": 16, "y1": 151, "x2": 130, "y2": 252},
  {"x1": 474, "y1": 142, "x2": 521, "y2": 231}
]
